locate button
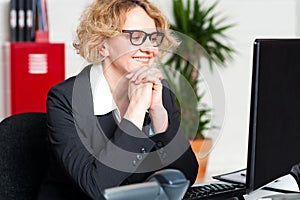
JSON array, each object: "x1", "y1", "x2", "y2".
[
  {"x1": 159, "y1": 148, "x2": 164, "y2": 154},
  {"x1": 162, "y1": 153, "x2": 167, "y2": 159},
  {"x1": 132, "y1": 160, "x2": 137, "y2": 166},
  {"x1": 157, "y1": 141, "x2": 163, "y2": 148},
  {"x1": 137, "y1": 154, "x2": 143, "y2": 160},
  {"x1": 140, "y1": 147, "x2": 146, "y2": 154}
]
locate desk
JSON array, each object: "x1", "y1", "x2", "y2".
[
  {"x1": 244, "y1": 174, "x2": 299, "y2": 200},
  {"x1": 196, "y1": 174, "x2": 299, "y2": 200}
]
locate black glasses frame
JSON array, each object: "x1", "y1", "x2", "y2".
[{"x1": 122, "y1": 30, "x2": 165, "y2": 47}]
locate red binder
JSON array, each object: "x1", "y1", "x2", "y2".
[{"x1": 9, "y1": 42, "x2": 65, "y2": 114}]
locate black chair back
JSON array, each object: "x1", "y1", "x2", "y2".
[{"x1": 0, "y1": 112, "x2": 48, "y2": 200}]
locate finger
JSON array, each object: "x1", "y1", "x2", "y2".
[
  {"x1": 152, "y1": 70, "x2": 163, "y2": 80},
  {"x1": 130, "y1": 66, "x2": 149, "y2": 82},
  {"x1": 133, "y1": 65, "x2": 158, "y2": 77},
  {"x1": 141, "y1": 75, "x2": 157, "y2": 83},
  {"x1": 152, "y1": 79, "x2": 163, "y2": 90},
  {"x1": 135, "y1": 68, "x2": 163, "y2": 84},
  {"x1": 139, "y1": 72, "x2": 163, "y2": 84},
  {"x1": 128, "y1": 81, "x2": 152, "y2": 95},
  {"x1": 125, "y1": 72, "x2": 134, "y2": 79}
]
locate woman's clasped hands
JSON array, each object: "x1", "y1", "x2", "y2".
[
  {"x1": 124, "y1": 65, "x2": 168, "y2": 133},
  {"x1": 126, "y1": 65, "x2": 163, "y2": 110}
]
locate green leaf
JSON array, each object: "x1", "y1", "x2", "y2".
[{"x1": 163, "y1": 0, "x2": 235, "y2": 139}]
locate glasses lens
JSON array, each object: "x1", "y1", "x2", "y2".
[
  {"x1": 150, "y1": 32, "x2": 164, "y2": 47},
  {"x1": 122, "y1": 30, "x2": 165, "y2": 47},
  {"x1": 130, "y1": 31, "x2": 147, "y2": 45}
]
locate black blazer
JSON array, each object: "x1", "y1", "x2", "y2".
[{"x1": 37, "y1": 66, "x2": 198, "y2": 200}]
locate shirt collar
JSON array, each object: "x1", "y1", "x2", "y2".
[{"x1": 90, "y1": 63, "x2": 118, "y2": 116}]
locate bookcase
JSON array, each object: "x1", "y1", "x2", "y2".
[{"x1": 6, "y1": 42, "x2": 65, "y2": 115}]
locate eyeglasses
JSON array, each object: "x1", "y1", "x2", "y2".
[{"x1": 122, "y1": 30, "x2": 165, "y2": 47}]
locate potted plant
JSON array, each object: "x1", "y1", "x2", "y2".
[{"x1": 161, "y1": 0, "x2": 235, "y2": 182}]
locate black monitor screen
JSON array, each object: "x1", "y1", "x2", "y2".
[{"x1": 246, "y1": 39, "x2": 300, "y2": 193}]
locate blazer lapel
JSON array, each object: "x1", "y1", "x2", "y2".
[{"x1": 72, "y1": 65, "x2": 108, "y2": 156}]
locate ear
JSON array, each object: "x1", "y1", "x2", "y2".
[{"x1": 98, "y1": 41, "x2": 109, "y2": 57}]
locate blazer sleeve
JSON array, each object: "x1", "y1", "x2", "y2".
[
  {"x1": 47, "y1": 79, "x2": 157, "y2": 199},
  {"x1": 149, "y1": 80, "x2": 199, "y2": 185}
]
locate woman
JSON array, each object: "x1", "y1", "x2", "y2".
[{"x1": 38, "y1": 0, "x2": 198, "y2": 199}]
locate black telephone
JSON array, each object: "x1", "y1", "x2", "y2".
[{"x1": 102, "y1": 169, "x2": 190, "y2": 200}]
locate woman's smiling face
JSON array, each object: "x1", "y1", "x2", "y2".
[{"x1": 104, "y1": 6, "x2": 159, "y2": 75}]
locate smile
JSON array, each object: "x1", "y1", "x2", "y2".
[{"x1": 133, "y1": 57, "x2": 150, "y2": 64}]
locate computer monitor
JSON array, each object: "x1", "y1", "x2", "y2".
[{"x1": 246, "y1": 38, "x2": 300, "y2": 193}]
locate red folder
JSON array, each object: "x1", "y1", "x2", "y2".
[{"x1": 9, "y1": 42, "x2": 65, "y2": 114}]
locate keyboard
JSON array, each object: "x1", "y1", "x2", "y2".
[{"x1": 183, "y1": 182, "x2": 246, "y2": 200}]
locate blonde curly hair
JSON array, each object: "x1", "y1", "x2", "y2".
[{"x1": 73, "y1": 0, "x2": 177, "y2": 64}]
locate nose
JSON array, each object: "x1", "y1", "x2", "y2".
[
  {"x1": 139, "y1": 46, "x2": 159, "y2": 57},
  {"x1": 139, "y1": 39, "x2": 159, "y2": 53}
]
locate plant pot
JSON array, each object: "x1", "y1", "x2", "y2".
[{"x1": 190, "y1": 138, "x2": 212, "y2": 183}]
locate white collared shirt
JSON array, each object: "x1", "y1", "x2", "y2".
[
  {"x1": 90, "y1": 63, "x2": 121, "y2": 122},
  {"x1": 90, "y1": 63, "x2": 154, "y2": 135}
]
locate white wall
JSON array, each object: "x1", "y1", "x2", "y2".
[
  {"x1": 0, "y1": 0, "x2": 10, "y2": 119},
  {"x1": 206, "y1": 0, "x2": 298, "y2": 179},
  {"x1": 152, "y1": 0, "x2": 299, "y2": 180},
  {"x1": 0, "y1": 0, "x2": 299, "y2": 181}
]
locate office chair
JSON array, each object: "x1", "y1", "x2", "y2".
[{"x1": 0, "y1": 112, "x2": 48, "y2": 200}]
